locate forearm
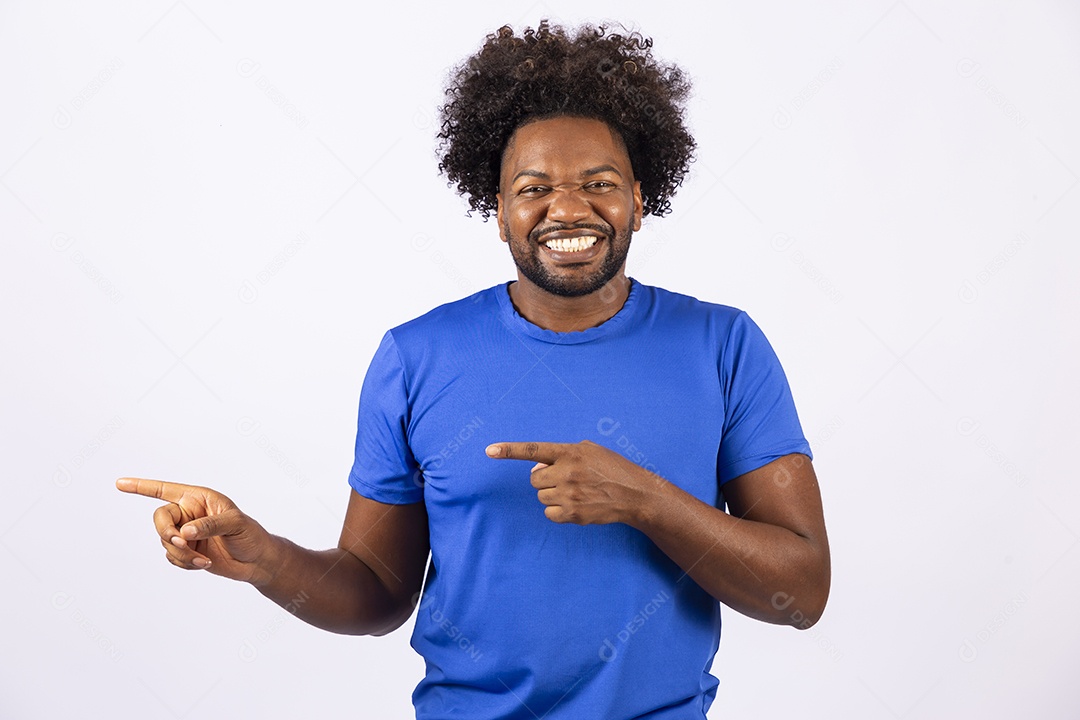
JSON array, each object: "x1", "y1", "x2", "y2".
[
  {"x1": 631, "y1": 481, "x2": 829, "y2": 628},
  {"x1": 252, "y1": 535, "x2": 410, "y2": 636}
]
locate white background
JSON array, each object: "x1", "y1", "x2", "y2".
[{"x1": 2, "y1": 1, "x2": 1078, "y2": 718}]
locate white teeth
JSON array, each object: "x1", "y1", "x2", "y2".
[{"x1": 543, "y1": 235, "x2": 598, "y2": 252}]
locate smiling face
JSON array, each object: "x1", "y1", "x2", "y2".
[{"x1": 496, "y1": 116, "x2": 643, "y2": 298}]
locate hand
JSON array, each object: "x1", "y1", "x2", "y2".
[
  {"x1": 485, "y1": 440, "x2": 662, "y2": 526},
  {"x1": 116, "y1": 477, "x2": 276, "y2": 585}
]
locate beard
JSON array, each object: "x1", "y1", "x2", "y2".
[{"x1": 504, "y1": 218, "x2": 634, "y2": 298}]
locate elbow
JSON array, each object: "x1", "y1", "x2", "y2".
[
  {"x1": 772, "y1": 560, "x2": 831, "y2": 630},
  {"x1": 791, "y1": 541, "x2": 831, "y2": 629},
  {"x1": 322, "y1": 595, "x2": 417, "y2": 637},
  {"x1": 791, "y1": 599, "x2": 827, "y2": 630},
  {"x1": 336, "y1": 610, "x2": 410, "y2": 637},
  {"x1": 771, "y1": 587, "x2": 829, "y2": 630},
  {"x1": 368, "y1": 614, "x2": 411, "y2": 637},
  {"x1": 366, "y1": 592, "x2": 421, "y2": 637}
]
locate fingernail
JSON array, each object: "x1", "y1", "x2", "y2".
[
  {"x1": 193, "y1": 558, "x2": 210, "y2": 569},
  {"x1": 170, "y1": 535, "x2": 186, "y2": 547},
  {"x1": 486, "y1": 445, "x2": 501, "y2": 457}
]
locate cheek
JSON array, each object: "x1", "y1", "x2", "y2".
[
  {"x1": 509, "y1": 203, "x2": 544, "y2": 233},
  {"x1": 601, "y1": 200, "x2": 633, "y2": 228}
]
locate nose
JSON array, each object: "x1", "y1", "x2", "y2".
[{"x1": 545, "y1": 186, "x2": 592, "y2": 223}]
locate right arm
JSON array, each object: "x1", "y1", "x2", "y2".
[
  {"x1": 258, "y1": 490, "x2": 430, "y2": 635},
  {"x1": 116, "y1": 478, "x2": 430, "y2": 636}
]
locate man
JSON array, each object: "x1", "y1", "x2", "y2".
[{"x1": 118, "y1": 21, "x2": 829, "y2": 719}]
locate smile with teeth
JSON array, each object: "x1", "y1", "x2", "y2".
[{"x1": 543, "y1": 235, "x2": 599, "y2": 252}]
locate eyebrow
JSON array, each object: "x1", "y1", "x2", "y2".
[{"x1": 511, "y1": 164, "x2": 624, "y2": 183}]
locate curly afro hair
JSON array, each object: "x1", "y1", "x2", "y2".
[{"x1": 437, "y1": 20, "x2": 695, "y2": 220}]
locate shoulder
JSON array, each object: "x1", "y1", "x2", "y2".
[
  {"x1": 379, "y1": 285, "x2": 504, "y2": 364},
  {"x1": 389, "y1": 285, "x2": 500, "y2": 334},
  {"x1": 635, "y1": 281, "x2": 748, "y2": 335}
]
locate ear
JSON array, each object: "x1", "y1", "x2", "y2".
[
  {"x1": 631, "y1": 181, "x2": 643, "y2": 231},
  {"x1": 496, "y1": 192, "x2": 508, "y2": 242}
]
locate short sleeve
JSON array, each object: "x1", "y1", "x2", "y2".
[
  {"x1": 717, "y1": 312, "x2": 812, "y2": 484},
  {"x1": 348, "y1": 330, "x2": 424, "y2": 504}
]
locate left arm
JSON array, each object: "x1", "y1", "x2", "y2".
[
  {"x1": 486, "y1": 442, "x2": 830, "y2": 629},
  {"x1": 634, "y1": 452, "x2": 829, "y2": 628}
]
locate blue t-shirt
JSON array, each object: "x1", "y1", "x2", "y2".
[{"x1": 348, "y1": 278, "x2": 811, "y2": 719}]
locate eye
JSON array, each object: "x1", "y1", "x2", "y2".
[
  {"x1": 519, "y1": 185, "x2": 550, "y2": 195},
  {"x1": 584, "y1": 181, "x2": 616, "y2": 193}
]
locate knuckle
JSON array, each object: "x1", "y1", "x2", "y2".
[
  {"x1": 166, "y1": 546, "x2": 190, "y2": 564},
  {"x1": 152, "y1": 503, "x2": 175, "y2": 526}
]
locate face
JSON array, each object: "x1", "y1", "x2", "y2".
[{"x1": 496, "y1": 116, "x2": 643, "y2": 298}]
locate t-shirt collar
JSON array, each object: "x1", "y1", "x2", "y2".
[{"x1": 495, "y1": 277, "x2": 644, "y2": 345}]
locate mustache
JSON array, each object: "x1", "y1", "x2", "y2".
[{"x1": 529, "y1": 222, "x2": 614, "y2": 244}]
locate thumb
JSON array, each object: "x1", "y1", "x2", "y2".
[{"x1": 180, "y1": 509, "x2": 245, "y2": 541}]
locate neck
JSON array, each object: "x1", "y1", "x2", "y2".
[{"x1": 508, "y1": 273, "x2": 632, "y2": 333}]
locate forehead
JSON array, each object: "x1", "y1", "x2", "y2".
[{"x1": 500, "y1": 116, "x2": 631, "y2": 179}]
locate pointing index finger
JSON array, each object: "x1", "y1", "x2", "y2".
[
  {"x1": 115, "y1": 477, "x2": 191, "y2": 503},
  {"x1": 485, "y1": 442, "x2": 564, "y2": 464}
]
